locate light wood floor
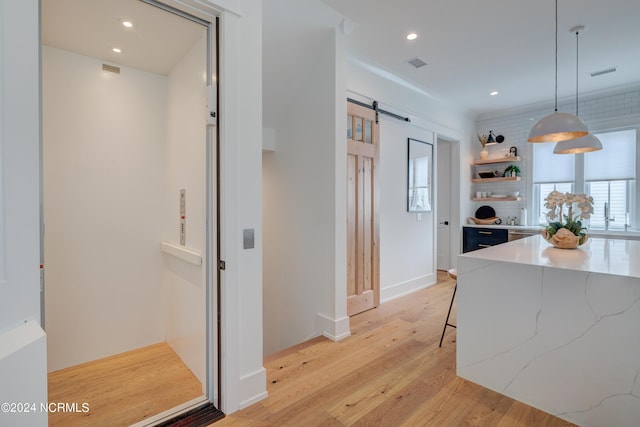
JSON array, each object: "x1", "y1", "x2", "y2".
[
  {"x1": 215, "y1": 271, "x2": 576, "y2": 427},
  {"x1": 48, "y1": 342, "x2": 203, "y2": 426}
]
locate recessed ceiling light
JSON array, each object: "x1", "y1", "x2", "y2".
[
  {"x1": 121, "y1": 20, "x2": 133, "y2": 28},
  {"x1": 406, "y1": 33, "x2": 418, "y2": 41},
  {"x1": 112, "y1": 47, "x2": 122, "y2": 54},
  {"x1": 490, "y1": 91, "x2": 499, "y2": 96}
]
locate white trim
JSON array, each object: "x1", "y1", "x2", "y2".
[
  {"x1": 316, "y1": 313, "x2": 351, "y2": 341},
  {"x1": 381, "y1": 273, "x2": 436, "y2": 303},
  {"x1": 237, "y1": 368, "x2": 268, "y2": 409},
  {"x1": 217, "y1": 1, "x2": 267, "y2": 414},
  {"x1": 165, "y1": 0, "x2": 239, "y2": 17},
  {"x1": 0, "y1": 3, "x2": 4, "y2": 285},
  {"x1": 160, "y1": 242, "x2": 202, "y2": 265}
]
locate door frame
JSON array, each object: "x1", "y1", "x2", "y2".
[
  {"x1": 39, "y1": 0, "x2": 223, "y2": 418},
  {"x1": 434, "y1": 134, "x2": 461, "y2": 267},
  {"x1": 436, "y1": 137, "x2": 452, "y2": 270}
]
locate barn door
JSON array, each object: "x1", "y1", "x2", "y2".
[{"x1": 346, "y1": 101, "x2": 380, "y2": 316}]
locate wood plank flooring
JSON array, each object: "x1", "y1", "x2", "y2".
[
  {"x1": 48, "y1": 342, "x2": 203, "y2": 427},
  {"x1": 215, "y1": 271, "x2": 576, "y2": 427}
]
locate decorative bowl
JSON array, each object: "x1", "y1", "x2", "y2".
[
  {"x1": 541, "y1": 228, "x2": 588, "y2": 249},
  {"x1": 478, "y1": 170, "x2": 499, "y2": 178},
  {"x1": 470, "y1": 216, "x2": 500, "y2": 225}
]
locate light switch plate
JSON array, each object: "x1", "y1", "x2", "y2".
[{"x1": 243, "y1": 228, "x2": 255, "y2": 249}]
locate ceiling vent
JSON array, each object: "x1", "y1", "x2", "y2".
[
  {"x1": 590, "y1": 67, "x2": 616, "y2": 77},
  {"x1": 406, "y1": 57, "x2": 427, "y2": 69},
  {"x1": 102, "y1": 64, "x2": 120, "y2": 74}
]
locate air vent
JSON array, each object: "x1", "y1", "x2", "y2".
[
  {"x1": 102, "y1": 64, "x2": 120, "y2": 74},
  {"x1": 406, "y1": 57, "x2": 427, "y2": 69},
  {"x1": 590, "y1": 67, "x2": 616, "y2": 77}
]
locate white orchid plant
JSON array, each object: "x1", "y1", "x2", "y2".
[{"x1": 544, "y1": 191, "x2": 594, "y2": 244}]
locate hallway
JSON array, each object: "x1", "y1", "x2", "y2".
[{"x1": 216, "y1": 271, "x2": 574, "y2": 426}]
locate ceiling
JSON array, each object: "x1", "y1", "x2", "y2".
[
  {"x1": 319, "y1": 0, "x2": 640, "y2": 116},
  {"x1": 43, "y1": 0, "x2": 640, "y2": 120},
  {"x1": 42, "y1": 0, "x2": 205, "y2": 76}
]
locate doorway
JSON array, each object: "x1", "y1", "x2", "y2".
[
  {"x1": 41, "y1": 0, "x2": 218, "y2": 424},
  {"x1": 436, "y1": 136, "x2": 459, "y2": 271}
]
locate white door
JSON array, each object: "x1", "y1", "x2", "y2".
[
  {"x1": 436, "y1": 139, "x2": 451, "y2": 270},
  {"x1": 0, "y1": 0, "x2": 48, "y2": 424}
]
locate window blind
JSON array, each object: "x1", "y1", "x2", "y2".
[
  {"x1": 585, "y1": 129, "x2": 636, "y2": 181},
  {"x1": 533, "y1": 141, "x2": 575, "y2": 183}
]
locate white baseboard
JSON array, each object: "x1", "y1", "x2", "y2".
[
  {"x1": 237, "y1": 367, "x2": 268, "y2": 410},
  {"x1": 316, "y1": 313, "x2": 351, "y2": 341},
  {"x1": 381, "y1": 273, "x2": 436, "y2": 303},
  {"x1": 0, "y1": 321, "x2": 48, "y2": 427}
]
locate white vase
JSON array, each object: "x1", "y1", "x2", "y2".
[{"x1": 479, "y1": 148, "x2": 489, "y2": 160}]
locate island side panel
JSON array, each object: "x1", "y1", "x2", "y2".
[{"x1": 457, "y1": 257, "x2": 640, "y2": 427}]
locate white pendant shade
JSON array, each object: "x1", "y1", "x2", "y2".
[
  {"x1": 527, "y1": 112, "x2": 589, "y2": 142},
  {"x1": 554, "y1": 134, "x2": 602, "y2": 154}
]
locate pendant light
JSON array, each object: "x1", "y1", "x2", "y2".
[
  {"x1": 527, "y1": 0, "x2": 589, "y2": 143},
  {"x1": 554, "y1": 26, "x2": 602, "y2": 154}
]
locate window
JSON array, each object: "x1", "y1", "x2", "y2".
[
  {"x1": 535, "y1": 183, "x2": 573, "y2": 225},
  {"x1": 532, "y1": 141, "x2": 575, "y2": 225},
  {"x1": 584, "y1": 129, "x2": 636, "y2": 231},
  {"x1": 533, "y1": 128, "x2": 638, "y2": 231},
  {"x1": 586, "y1": 181, "x2": 632, "y2": 230}
]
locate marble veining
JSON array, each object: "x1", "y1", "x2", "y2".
[
  {"x1": 457, "y1": 239, "x2": 640, "y2": 427},
  {"x1": 464, "y1": 271, "x2": 543, "y2": 369},
  {"x1": 505, "y1": 282, "x2": 640, "y2": 395}
]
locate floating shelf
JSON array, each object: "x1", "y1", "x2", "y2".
[
  {"x1": 472, "y1": 176, "x2": 521, "y2": 183},
  {"x1": 472, "y1": 196, "x2": 522, "y2": 202},
  {"x1": 473, "y1": 156, "x2": 521, "y2": 165}
]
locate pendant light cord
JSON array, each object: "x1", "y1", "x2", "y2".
[
  {"x1": 575, "y1": 29, "x2": 579, "y2": 116},
  {"x1": 554, "y1": 0, "x2": 558, "y2": 112}
]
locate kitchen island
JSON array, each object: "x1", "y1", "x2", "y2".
[{"x1": 457, "y1": 235, "x2": 640, "y2": 427}]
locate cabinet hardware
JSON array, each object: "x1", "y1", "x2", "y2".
[
  {"x1": 479, "y1": 244, "x2": 492, "y2": 248},
  {"x1": 479, "y1": 231, "x2": 493, "y2": 235}
]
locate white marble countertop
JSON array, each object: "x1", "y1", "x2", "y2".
[{"x1": 459, "y1": 234, "x2": 640, "y2": 279}]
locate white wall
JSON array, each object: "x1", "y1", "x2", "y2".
[
  {"x1": 43, "y1": 46, "x2": 166, "y2": 371},
  {"x1": 262, "y1": 28, "x2": 347, "y2": 356},
  {"x1": 0, "y1": 0, "x2": 48, "y2": 424},
  {"x1": 378, "y1": 117, "x2": 436, "y2": 301},
  {"x1": 347, "y1": 59, "x2": 474, "y2": 294},
  {"x1": 0, "y1": 0, "x2": 42, "y2": 335},
  {"x1": 163, "y1": 34, "x2": 208, "y2": 388}
]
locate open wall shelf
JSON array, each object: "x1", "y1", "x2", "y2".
[
  {"x1": 473, "y1": 156, "x2": 521, "y2": 166},
  {"x1": 472, "y1": 196, "x2": 522, "y2": 202},
  {"x1": 472, "y1": 176, "x2": 521, "y2": 183}
]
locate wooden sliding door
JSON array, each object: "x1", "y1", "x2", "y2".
[{"x1": 347, "y1": 101, "x2": 380, "y2": 316}]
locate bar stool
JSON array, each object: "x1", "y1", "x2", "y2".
[{"x1": 439, "y1": 268, "x2": 457, "y2": 347}]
